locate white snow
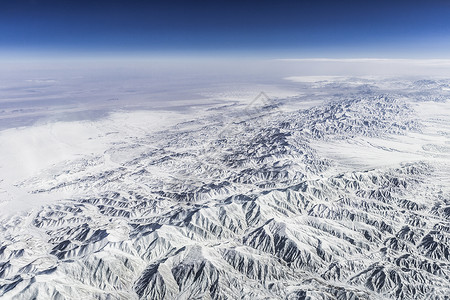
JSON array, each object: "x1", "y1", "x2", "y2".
[
  {"x1": 0, "y1": 110, "x2": 191, "y2": 216},
  {"x1": 1, "y1": 72, "x2": 450, "y2": 299}
]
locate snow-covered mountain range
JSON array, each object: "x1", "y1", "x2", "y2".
[{"x1": 0, "y1": 77, "x2": 449, "y2": 299}]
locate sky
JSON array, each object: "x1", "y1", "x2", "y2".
[{"x1": 1, "y1": 0, "x2": 450, "y2": 59}]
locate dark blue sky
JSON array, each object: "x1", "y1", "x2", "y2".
[{"x1": 1, "y1": 0, "x2": 450, "y2": 58}]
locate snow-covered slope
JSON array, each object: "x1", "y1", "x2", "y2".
[{"x1": 0, "y1": 78, "x2": 449, "y2": 299}]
